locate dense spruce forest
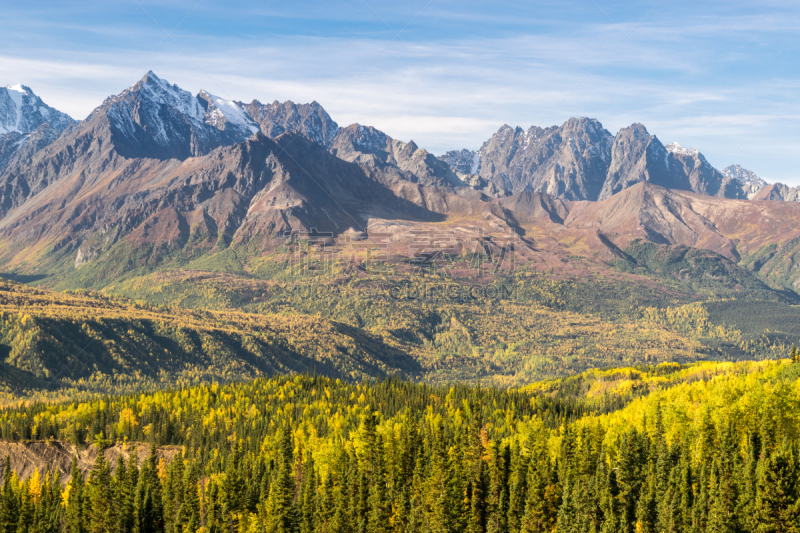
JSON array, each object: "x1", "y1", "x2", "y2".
[{"x1": 0, "y1": 358, "x2": 797, "y2": 532}]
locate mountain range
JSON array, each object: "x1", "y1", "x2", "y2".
[
  {"x1": 1, "y1": 71, "x2": 800, "y2": 296},
  {"x1": 1, "y1": 71, "x2": 800, "y2": 395}
]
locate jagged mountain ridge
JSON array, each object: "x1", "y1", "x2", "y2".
[
  {"x1": 440, "y1": 121, "x2": 759, "y2": 201},
  {"x1": 0, "y1": 72, "x2": 463, "y2": 221},
  {"x1": 0, "y1": 72, "x2": 472, "y2": 277},
  {"x1": 449, "y1": 118, "x2": 615, "y2": 200},
  {"x1": 2, "y1": 72, "x2": 785, "y2": 206},
  {"x1": 241, "y1": 99, "x2": 340, "y2": 148}
]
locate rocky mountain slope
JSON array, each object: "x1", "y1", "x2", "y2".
[
  {"x1": 751, "y1": 182, "x2": 800, "y2": 202},
  {"x1": 0, "y1": 440, "x2": 179, "y2": 485},
  {"x1": 0, "y1": 128, "x2": 457, "y2": 279},
  {"x1": 330, "y1": 124, "x2": 463, "y2": 188}
]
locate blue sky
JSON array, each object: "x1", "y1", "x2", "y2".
[{"x1": 2, "y1": 0, "x2": 800, "y2": 183}]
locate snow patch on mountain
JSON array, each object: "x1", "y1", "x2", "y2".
[
  {"x1": 723, "y1": 164, "x2": 768, "y2": 187},
  {"x1": 470, "y1": 151, "x2": 481, "y2": 174},
  {"x1": 198, "y1": 90, "x2": 259, "y2": 134},
  {"x1": 665, "y1": 142, "x2": 699, "y2": 157},
  {"x1": 0, "y1": 84, "x2": 72, "y2": 136}
]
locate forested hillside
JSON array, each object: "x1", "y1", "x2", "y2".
[
  {"x1": 0, "y1": 281, "x2": 421, "y2": 399},
  {"x1": 0, "y1": 274, "x2": 797, "y2": 397},
  {"x1": 0, "y1": 358, "x2": 797, "y2": 532}
]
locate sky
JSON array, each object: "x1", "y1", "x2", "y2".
[{"x1": 2, "y1": 0, "x2": 800, "y2": 183}]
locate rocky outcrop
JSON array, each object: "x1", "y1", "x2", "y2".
[
  {"x1": 599, "y1": 123, "x2": 672, "y2": 200},
  {"x1": 331, "y1": 124, "x2": 463, "y2": 188},
  {"x1": 0, "y1": 441, "x2": 181, "y2": 485},
  {"x1": 241, "y1": 99, "x2": 340, "y2": 148},
  {"x1": 470, "y1": 118, "x2": 614, "y2": 200}
]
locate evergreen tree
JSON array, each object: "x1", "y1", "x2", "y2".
[
  {"x1": 0, "y1": 458, "x2": 16, "y2": 533},
  {"x1": 616, "y1": 429, "x2": 643, "y2": 533},
  {"x1": 66, "y1": 457, "x2": 84, "y2": 533},
  {"x1": 507, "y1": 444, "x2": 528, "y2": 533},
  {"x1": 17, "y1": 480, "x2": 34, "y2": 533},
  {"x1": 754, "y1": 442, "x2": 800, "y2": 533},
  {"x1": 521, "y1": 455, "x2": 549, "y2": 533},
  {"x1": 223, "y1": 443, "x2": 244, "y2": 530},
  {"x1": 265, "y1": 428, "x2": 298, "y2": 533},
  {"x1": 86, "y1": 447, "x2": 114, "y2": 533},
  {"x1": 425, "y1": 421, "x2": 456, "y2": 533},
  {"x1": 737, "y1": 432, "x2": 760, "y2": 533},
  {"x1": 182, "y1": 463, "x2": 201, "y2": 533},
  {"x1": 134, "y1": 446, "x2": 165, "y2": 533},
  {"x1": 299, "y1": 451, "x2": 317, "y2": 533}
]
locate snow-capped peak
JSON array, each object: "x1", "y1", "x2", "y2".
[
  {"x1": 0, "y1": 84, "x2": 73, "y2": 136},
  {"x1": 133, "y1": 72, "x2": 204, "y2": 121},
  {"x1": 105, "y1": 72, "x2": 266, "y2": 158},
  {"x1": 723, "y1": 164, "x2": 768, "y2": 187},
  {"x1": 198, "y1": 90, "x2": 259, "y2": 134},
  {"x1": 665, "y1": 142, "x2": 699, "y2": 157}
]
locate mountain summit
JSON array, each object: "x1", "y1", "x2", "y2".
[{"x1": 104, "y1": 71, "x2": 259, "y2": 159}]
